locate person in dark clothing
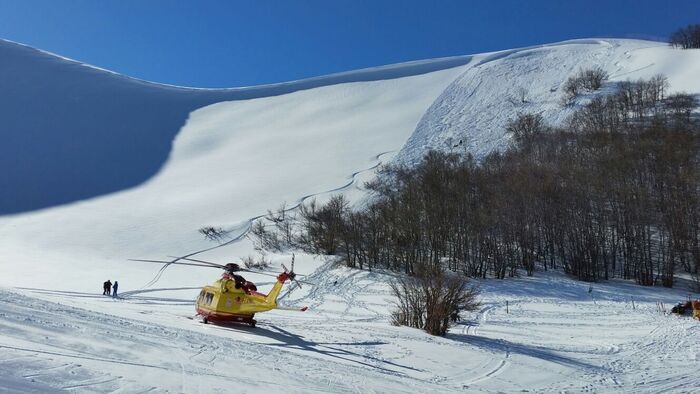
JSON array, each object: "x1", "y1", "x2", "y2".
[
  {"x1": 232, "y1": 274, "x2": 246, "y2": 289},
  {"x1": 112, "y1": 281, "x2": 119, "y2": 298},
  {"x1": 242, "y1": 281, "x2": 257, "y2": 294},
  {"x1": 103, "y1": 280, "x2": 112, "y2": 296}
]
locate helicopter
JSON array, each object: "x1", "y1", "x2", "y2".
[{"x1": 130, "y1": 255, "x2": 308, "y2": 327}]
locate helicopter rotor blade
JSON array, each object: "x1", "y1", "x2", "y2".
[
  {"x1": 128, "y1": 258, "x2": 224, "y2": 269},
  {"x1": 162, "y1": 256, "x2": 227, "y2": 269},
  {"x1": 170, "y1": 256, "x2": 280, "y2": 278},
  {"x1": 169, "y1": 256, "x2": 225, "y2": 267}
]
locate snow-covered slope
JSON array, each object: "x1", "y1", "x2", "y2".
[
  {"x1": 1, "y1": 38, "x2": 699, "y2": 392},
  {"x1": 0, "y1": 45, "x2": 470, "y2": 291},
  {"x1": 2, "y1": 38, "x2": 698, "y2": 294},
  {"x1": 398, "y1": 39, "x2": 700, "y2": 164},
  {"x1": 0, "y1": 38, "x2": 471, "y2": 214}
]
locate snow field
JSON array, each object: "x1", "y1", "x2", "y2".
[{"x1": 2, "y1": 261, "x2": 699, "y2": 392}]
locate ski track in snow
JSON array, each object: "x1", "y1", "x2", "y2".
[
  {"x1": 4, "y1": 272, "x2": 700, "y2": 392},
  {"x1": 140, "y1": 149, "x2": 397, "y2": 288}
]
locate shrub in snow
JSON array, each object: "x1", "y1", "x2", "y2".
[
  {"x1": 242, "y1": 252, "x2": 271, "y2": 270},
  {"x1": 391, "y1": 266, "x2": 480, "y2": 336},
  {"x1": 562, "y1": 67, "x2": 609, "y2": 106},
  {"x1": 198, "y1": 226, "x2": 230, "y2": 242}
]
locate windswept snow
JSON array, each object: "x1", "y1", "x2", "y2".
[{"x1": 1, "y1": 38, "x2": 700, "y2": 392}]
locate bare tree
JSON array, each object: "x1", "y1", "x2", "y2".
[
  {"x1": 250, "y1": 219, "x2": 282, "y2": 251},
  {"x1": 562, "y1": 77, "x2": 580, "y2": 106},
  {"x1": 580, "y1": 66, "x2": 609, "y2": 91},
  {"x1": 299, "y1": 195, "x2": 349, "y2": 255},
  {"x1": 267, "y1": 202, "x2": 296, "y2": 248},
  {"x1": 665, "y1": 93, "x2": 698, "y2": 124},
  {"x1": 562, "y1": 67, "x2": 609, "y2": 106},
  {"x1": 670, "y1": 24, "x2": 700, "y2": 49},
  {"x1": 507, "y1": 112, "x2": 546, "y2": 147},
  {"x1": 391, "y1": 266, "x2": 480, "y2": 336},
  {"x1": 242, "y1": 251, "x2": 271, "y2": 270}
]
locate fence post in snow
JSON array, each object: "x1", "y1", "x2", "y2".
[{"x1": 506, "y1": 300, "x2": 509, "y2": 314}]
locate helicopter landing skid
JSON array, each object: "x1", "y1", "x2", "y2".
[{"x1": 196, "y1": 311, "x2": 257, "y2": 327}]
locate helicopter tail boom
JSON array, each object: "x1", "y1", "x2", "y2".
[{"x1": 264, "y1": 272, "x2": 290, "y2": 305}]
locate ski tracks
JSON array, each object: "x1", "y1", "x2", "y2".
[
  {"x1": 459, "y1": 302, "x2": 512, "y2": 389},
  {"x1": 146, "y1": 149, "x2": 398, "y2": 288}
]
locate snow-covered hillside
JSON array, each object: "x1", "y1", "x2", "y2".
[
  {"x1": 398, "y1": 39, "x2": 700, "y2": 164},
  {"x1": 1, "y1": 38, "x2": 699, "y2": 392},
  {"x1": 0, "y1": 46, "x2": 469, "y2": 291},
  {"x1": 0, "y1": 38, "x2": 471, "y2": 214},
  {"x1": 2, "y1": 38, "x2": 699, "y2": 293}
]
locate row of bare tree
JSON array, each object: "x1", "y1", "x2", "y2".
[
  {"x1": 670, "y1": 24, "x2": 700, "y2": 49},
  {"x1": 293, "y1": 75, "x2": 699, "y2": 289}
]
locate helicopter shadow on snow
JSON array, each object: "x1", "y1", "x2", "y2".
[{"x1": 215, "y1": 322, "x2": 424, "y2": 376}]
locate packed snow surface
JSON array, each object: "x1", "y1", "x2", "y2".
[
  {"x1": 1, "y1": 38, "x2": 699, "y2": 392},
  {"x1": 2, "y1": 267, "x2": 699, "y2": 392}
]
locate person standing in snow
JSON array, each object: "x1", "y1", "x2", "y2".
[
  {"x1": 103, "y1": 280, "x2": 112, "y2": 296},
  {"x1": 112, "y1": 281, "x2": 119, "y2": 298}
]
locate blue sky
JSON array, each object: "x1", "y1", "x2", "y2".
[{"x1": 0, "y1": 0, "x2": 697, "y2": 88}]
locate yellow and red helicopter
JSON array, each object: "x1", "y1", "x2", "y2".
[{"x1": 130, "y1": 255, "x2": 308, "y2": 327}]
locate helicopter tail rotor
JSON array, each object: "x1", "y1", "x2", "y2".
[{"x1": 280, "y1": 254, "x2": 302, "y2": 289}]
